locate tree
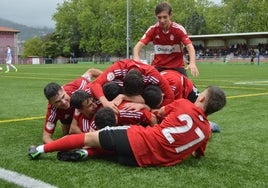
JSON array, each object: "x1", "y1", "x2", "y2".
[
  {"x1": 170, "y1": 0, "x2": 196, "y2": 26},
  {"x1": 131, "y1": 0, "x2": 157, "y2": 43},
  {"x1": 42, "y1": 33, "x2": 65, "y2": 58},
  {"x1": 202, "y1": 4, "x2": 230, "y2": 34},
  {"x1": 53, "y1": 0, "x2": 82, "y2": 57},
  {"x1": 22, "y1": 37, "x2": 43, "y2": 58},
  {"x1": 100, "y1": 0, "x2": 129, "y2": 56},
  {"x1": 220, "y1": 0, "x2": 268, "y2": 32},
  {"x1": 185, "y1": 11, "x2": 207, "y2": 35},
  {"x1": 46, "y1": 0, "x2": 268, "y2": 58},
  {"x1": 233, "y1": 0, "x2": 268, "y2": 32}
]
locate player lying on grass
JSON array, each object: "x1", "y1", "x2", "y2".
[
  {"x1": 41, "y1": 68, "x2": 102, "y2": 144},
  {"x1": 56, "y1": 83, "x2": 162, "y2": 161},
  {"x1": 88, "y1": 59, "x2": 174, "y2": 113},
  {"x1": 29, "y1": 86, "x2": 226, "y2": 167},
  {"x1": 160, "y1": 69, "x2": 221, "y2": 132}
]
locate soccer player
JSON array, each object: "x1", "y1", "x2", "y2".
[
  {"x1": 58, "y1": 106, "x2": 115, "y2": 161},
  {"x1": 104, "y1": 80, "x2": 163, "y2": 112},
  {"x1": 57, "y1": 85, "x2": 159, "y2": 161},
  {"x1": 102, "y1": 82, "x2": 159, "y2": 127},
  {"x1": 160, "y1": 69, "x2": 199, "y2": 102},
  {"x1": 41, "y1": 68, "x2": 102, "y2": 143},
  {"x1": 4, "y1": 45, "x2": 17, "y2": 73},
  {"x1": 29, "y1": 86, "x2": 226, "y2": 167},
  {"x1": 89, "y1": 59, "x2": 174, "y2": 112},
  {"x1": 160, "y1": 70, "x2": 220, "y2": 132},
  {"x1": 68, "y1": 90, "x2": 100, "y2": 134},
  {"x1": 69, "y1": 87, "x2": 158, "y2": 134},
  {"x1": 133, "y1": 2, "x2": 199, "y2": 77}
]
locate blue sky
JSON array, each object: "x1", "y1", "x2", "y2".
[{"x1": 0, "y1": 0, "x2": 221, "y2": 28}]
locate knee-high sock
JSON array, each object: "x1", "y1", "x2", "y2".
[
  {"x1": 86, "y1": 148, "x2": 114, "y2": 157},
  {"x1": 44, "y1": 133, "x2": 86, "y2": 153}
]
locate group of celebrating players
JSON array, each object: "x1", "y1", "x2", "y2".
[{"x1": 28, "y1": 2, "x2": 226, "y2": 167}]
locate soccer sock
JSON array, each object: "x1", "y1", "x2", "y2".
[
  {"x1": 44, "y1": 133, "x2": 86, "y2": 153},
  {"x1": 36, "y1": 145, "x2": 44, "y2": 153},
  {"x1": 86, "y1": 148, "x2": 114, "y2": 157},
  {"x1": 6, "y1": 65, "x2": 9, "y2": 71}
]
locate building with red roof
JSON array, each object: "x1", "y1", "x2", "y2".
[{"x1": 0, "y1": 26, "x2": 20, "y2": 64}]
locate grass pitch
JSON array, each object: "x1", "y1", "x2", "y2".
[{"x1": 0, "y1": 62, "x2": 268, "y2": 187}]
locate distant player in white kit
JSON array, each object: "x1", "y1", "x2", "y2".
[{"x1": 5, "y1": 45, "x2": 18, "y2": 73}]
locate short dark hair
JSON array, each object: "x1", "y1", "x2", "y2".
[
  {"x1": 103, "y1": 81, "x2": 123, "y2": 101},
  {"x1": 204, "y1": 86, "x2": 226, "y2": 116},
  {"x1": 94, "y1": 107, "x2": 116, "y2": 129},
  {"x1": 123, "y1": 69, "x2": 144, "y2": 96},
  {"x1": 70, "y1": 90, "x2": 92, "y2": 109},
  {"x1": 44, "y1": 82, "x2": 62, "y2": 100},
  {"x1": 142, "y1": 85, "x2": 162, "y2": 109},
  {"x1": 155, "y1": 2, "x2": 172, "y2": 15}
]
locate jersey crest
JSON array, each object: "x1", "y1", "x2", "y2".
[{"x1": 107, "y1": 72, "x2": 115, "y2": 81}]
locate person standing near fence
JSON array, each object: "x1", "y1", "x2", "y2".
[{"x1": 5, "y1": 45, "x2": 18, "y2": 73}]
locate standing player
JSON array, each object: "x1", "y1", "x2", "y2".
[
  {"x1": 29, "y1": 86, "x2": 226, "y2": 167},
  {"x1": 4, "y1": 45, "x2": 17, "y2": 73},
  {"x1": 42, "y1": 68, "x2": 102, "y2": 143},
  {"x1": 133, "y1": 2, "x2": 199, "y2": 77}
]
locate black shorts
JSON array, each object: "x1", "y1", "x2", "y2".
[
  {"x1": 155, "y1": 66, "x2": 188, "y2": 77},
  {"x1": 99, "y1": 126, "x2": 138, "y2": 166},
  {"x1": 187, "y1": 85, "x2": 199, "y2": 103}
]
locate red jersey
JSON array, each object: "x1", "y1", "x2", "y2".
[
  {"x1": 117, "y1": 101, "x2": 153, "y2": 126},
  {"x1": 127, "y1": 99, "x2": 211, "y2": 167},
  {"x1": 73, "y1": 110, "x2": 97, "y2": 132},
  {"x1": 44, "y1": 77, "x2": 90, "y2": 134},
  {"x1": 73, "y1": 100, "x2": 153, "y2": 133},
  {"x1": 70, "y1": 84, "x2": 103, "y2": 133},
  {"x1": 160, "y1": 70, "x2": 195, "y2": 100},
  {"x1": 140, "y1": 22, "x2": 192, "y2": 69},
  {"x1": 91, "y1": 59, "x2": 174, "y2": 106}
]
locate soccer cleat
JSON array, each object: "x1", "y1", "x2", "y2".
[
  {"x1": 28, "y1": 145, "x2": 41, "y2": 159},
  {"x1": 57, "y1": 149, "x2": 87, "y2": 162},
  {"x1": 209, "y1": 121, "x2": 221, "y2": 133},
  {"x1": 4, "y1": 71, "x2": 9, "y2": 73},
  {"x1": 15, "y1": 69, "x2": 18, "y2": 72}
]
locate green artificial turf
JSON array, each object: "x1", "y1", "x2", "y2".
[{"x1": 0, "y1": 62, "x2": 267, "y2": 187}]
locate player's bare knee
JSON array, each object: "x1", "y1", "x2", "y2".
[{"x1": 84, "y1": 131, "x2": 101, "y2": 148}]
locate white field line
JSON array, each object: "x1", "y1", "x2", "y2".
[
  {"x1": 0, "y1": 168, "x2": 58, "y2": 188},
  {"x1": 234, "y1": 80, "x2": 268, "y2": 85}
]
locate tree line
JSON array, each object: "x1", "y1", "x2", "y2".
[{"x1": 22, "y1": 0, "x2": 268, "y2": 59}]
